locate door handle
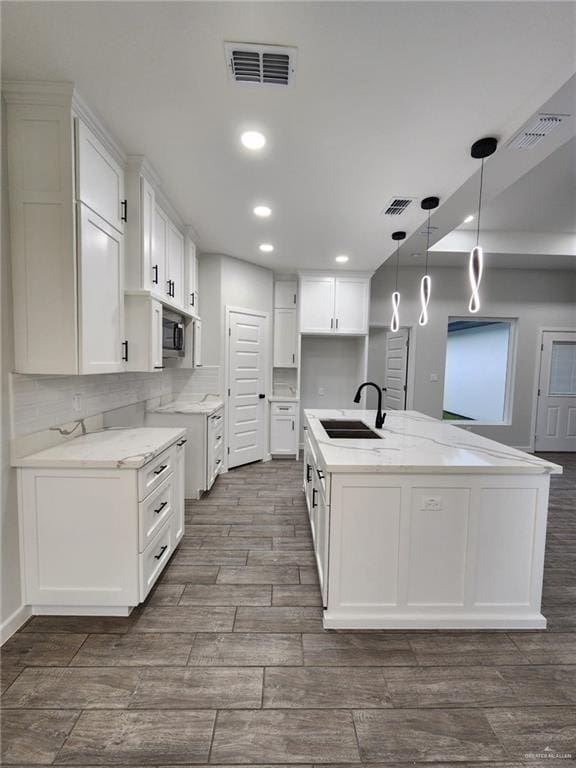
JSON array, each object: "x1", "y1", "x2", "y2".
[{"x1": 258, "y1": 394, "x2": 266, "y2": 399}]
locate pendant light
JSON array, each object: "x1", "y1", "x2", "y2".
[
  {"x1": 468, "y1": 137, "x2": 497, "y2": 313},
  {"x1": 390, "y1": 231, "x2": 406, "y2": 333},
  {"x1": 418, "y1": 196, "x2": 440, "y2": 326}
]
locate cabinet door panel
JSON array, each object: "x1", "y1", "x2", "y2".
[
  {"x1": 316, "y1": 489, "x2": 329, "y2": 607},
  {"x1": 186, "y1": 237, "x2": 199, "y2": 314},
  {"x1": 275, "y1": 280, "x2": 297, "y2": 309},
  {"x1": 300, "y1": 278, "x2": 334, "y2": 333},
  {"x1": 271, "y1": 414, "x2": 297, "y2": 454},
  {"x1": 78, "y1": 204, "x2": 124, "y2": 373},
  {"x1": 167, "y1": 222, "x2": 184, "y2": 307},
  {"x1": 140, "y1": 177, "x2": 155, "y2": 290},
  {"x1": 274, "y1": 309, "x2": 297, "y2": 367},
  {"x1": 334, "y1": 278, "x2": 369, "y2": 334},
  {"x1": 151, "y1": 299, "x2": 163, "y2": 370},
  {"x1": 75, "y1": 119, "x2": 125, "y2": 233},
  {"x1": 193, "y1": 320, "x2": 202, "y2": 368},
  {"x1": 152, "y1": 207, "x2": 167, "y2": 298}
]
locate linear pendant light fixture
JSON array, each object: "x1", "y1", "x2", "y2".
[
  {"x1": 468, "y1": 137, "x2": 497, "y2": 313},
  {"x1": 390, "y1": 231, "x2": 406, "y2": 333},
  {"x1": 418, "y1": 196, "x2": 440, "y2": 326}
]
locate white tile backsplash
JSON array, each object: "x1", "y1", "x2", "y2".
[{"x1": 172, "y1": 366, "x2": 221, "y2": 401}]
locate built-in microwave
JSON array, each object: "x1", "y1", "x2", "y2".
[{"x1": 162, "y1": 309, "x2": 185, "y2": 358}]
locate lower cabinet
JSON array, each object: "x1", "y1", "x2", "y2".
[
  {"x1": 303, "y1": 427, "x2": 329, "y2": 607},
  {"x1": 18, "y1": 438, "x2": 185, "y2": 614},
  {"x1": 270, "y1": 402, "x2": 299, "y2": 456}
]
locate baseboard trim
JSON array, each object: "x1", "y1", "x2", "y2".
[{"x1": 0, "y1": 604, "x2": 32, "y2": 645}]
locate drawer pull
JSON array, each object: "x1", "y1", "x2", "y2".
[
  {"x1": 212, "y1": 414, "x2": 222, "y2": 421},
  {"x1": 317, "y1": 468, "x2": 324, "y2": 480},
  {"x1": 154, "y1": 544, "x2": 168, "y2": 560},
  {"x1": 312, "y1": 488, "x2": 318, "y2": 508},
  {"x1": 153, "y1": 464, "x2": 168, "y2": 476},
  {"x1": 177, "y1": 439, "x2": 187, "y2": 447},
  {"x1": 216, "y1": 435, "x2": 222, "y2": 441},
  {"x1": 306, "y1": 463, "x2": 312, "y2": 483},
  {"x1": 216, "y1": 458, "x2": 222, "y2": 465},
  {"x1": 278, "y1": 406, "x2": 290, "y2": 411},
  {"x1": 154, "y1": 501, "x2": 168, "y2": 515}
]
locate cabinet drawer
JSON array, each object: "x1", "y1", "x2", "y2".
[
  {"x1": 139, "y1": 516, "x2": 174, "y2": 602},
  {"x1": 271, "y1": 402, "x2": 297, "y2": 415},
  {"x1": 138, "y1": 446, "x2": 174, "y2": 501},
  {"x1": 209, "y1": 408, "x2": 224, "y2": 430},
  {"x1": 139, "y1": 474, "x2": 174, "y2": 551}
]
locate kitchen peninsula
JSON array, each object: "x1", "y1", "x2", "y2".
[{"x1": 303, "y1": 409, "x2": 562, "y2": 630}]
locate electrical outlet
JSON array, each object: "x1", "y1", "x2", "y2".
[
  {"x1": 429, "y1": 373, "x2": 438, "y2": 382},
  {"x1": 318, "y1": 387, "x2": 325, "y2": 396},
  {"x1": 422, "y1": 496, "x2": 442, "y2": 511},
  {"x1": 72, "y1": 393, "x2": 82, "y2": 413}
]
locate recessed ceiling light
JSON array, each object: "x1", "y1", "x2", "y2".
[
  {"x1": 254, "y1": 205, "x2": 271, "y2": 217},
  {"x1": 241, "y1": 131, "x2": 266, "y2": 150},
  {"x1": 463, "y1": 214, "x2": 474, "y2": 224},
  {"x1": 259, "y1": 243, "x2": 274, "y2": 253},
  {"x1": 335, "y1": 255, "x2": 349, "y2": 263}
]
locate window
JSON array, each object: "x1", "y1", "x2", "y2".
[
  {"x1": 549, "y1": 340, "x2": 576, "y2": 395},
  {"x1": 443, "y1": 318, "x2": 515, "y2": 423}
]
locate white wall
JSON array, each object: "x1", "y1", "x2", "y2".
[
  {"x1": 370, "y1": 264, "x2": 576, "y2": 448},
  {"x1": 444, "y1": 323, "x2": 510, "y2": 421}
]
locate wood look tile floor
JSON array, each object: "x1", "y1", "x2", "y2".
[{"x1": 2, "y1": 453, "x2": 575, "y2": 766}]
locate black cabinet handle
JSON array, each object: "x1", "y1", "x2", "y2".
[
  {"x1": 317, "y1": 468, "x2": 324, "y2": 480},
  {"x1": 306, "y1": 464, "x2": 312, "y2": 483},
  {"x1": 292, "y1": 353, "x2": 295, "y2": 364},
  {"x1": 216, "y1": 458, "x2": 222, "y2": 466},
  {"x1": 330, "y1": 318, "x2": 334, "y2": 329},
  {"x1": 177, "y1": 439, "x2": 187, "y2": 447},
  {"x1": 312, "y1": 488, "x2": 318, "y2": 508},
  {"x1": 122, "y1": 340, "x2": 129, "y2": 362},
  {"x1": 190, "y1": 292, "x2": 195, "y2": 307},
  {"x1": 335, "y1": 318, "x2": 339, "y2": 329},
  {"x1": 154, "y1": 501, "x2": 168, "y2": 515},
  {"x1": 121, "y1": 200, "x2": 127, "y2": 222},
  {"x1": 152, "y1": 264, "x2": 159, "y2": 284},
  {"x1": 154, "y1": 544, "x2": 168, "y2": 560},
  {"x1": 154, "y1": 365, "x2": 165, "y2": 370},
  {"x1": 292, "y1": 420, "x2": 295, "y2": 431},
  {"x1": 167, "y1": 280, "x2": 175, "y2": 297},
  {"x1": 258, "y1": 394, "x2": 266, "y2": 399},
  {"x1": 153, "y1": 464, "x2": 168, "y2": 476}
]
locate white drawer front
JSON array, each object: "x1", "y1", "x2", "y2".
[
  {"x1": 139, "y1": 516, "x2": 174, "y2": 602},
  {"x1": 208, "y1": 408, "x2": 224, "y2": 434},
  {"x1": 139, "y1": 474, "x2": 174, "y2": 551},
  {"x1": 271, "y1": 402, "x2": 297, "y2": 415},
  {"x1": 138, "y1": 446, "x2": 174, "y2": 501}
]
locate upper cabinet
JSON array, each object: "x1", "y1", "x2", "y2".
[
  {"x1": 299, "y1": 274, "x2": 371, "y2": 335},
  {"x1": 275, "y1": 280, "x2": 298, "y2": 309},
  {"x1": 185, "y1": 235, "x2": 199, "y2": 317},
  {"x1": 125, "y1": 160, "x2": 156, "y2": 293},
  {"x1": 4, "y1": 81, "x2": 128, "y2": 374},
  {"x1": 75, "y1": 120, "x2": 126, "y2": 233},
  {"x1": 166, "y1": 220, "x2": 184, "y2": 307}
]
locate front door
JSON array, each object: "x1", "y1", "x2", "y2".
[
  {"x1": 535, "y1": 331, "x2": 576, "y2": 451},
  {"x1": 227, "y1": 310, "x2": 267, "y2": 468}
]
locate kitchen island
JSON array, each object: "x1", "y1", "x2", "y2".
[{"x1": 303, "y1": 409, "x2": 562, "y2": 630}]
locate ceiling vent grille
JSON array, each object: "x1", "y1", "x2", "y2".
[
  {"x1": 508, "y1": 113, "x2": 569, "y2": 149},
  {"x1": 225, "y1": 43, "x2": 297, "y2": 86},
  {"x1": 383, "y1": 197, "x2": 415, "y2": 215}
]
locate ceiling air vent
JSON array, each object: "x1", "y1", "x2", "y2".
[
  {"x1": 382, "y1": 197, "x2": 415, "y2": 215},
  {"x1": 508, "y1": 113, "x2": 569, "y2": 149},
  {"x1": 225, "y1": 43, "x2": 297, "y2": 86}
]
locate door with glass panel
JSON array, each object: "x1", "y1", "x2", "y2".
[{"x1": 535, "y1": 331, "x2": 576, "y2": 451}]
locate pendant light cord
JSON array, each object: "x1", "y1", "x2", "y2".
[
  {"x1": 476, "y1": 158, "x2": 485, "y2": 247},
  {"x1": 424, "y1": 209, "x2": 431, "y2": 274},
  {"x1": 395, "y1": 242, "x2": 400, "y2": 291}
]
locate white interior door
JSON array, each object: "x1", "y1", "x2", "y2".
[
  {"x1": 384, "y1": 328, "x2": 410, "y2": 410},
  {"x1": 535, "y1": 331, "x2": 576, "y2": 451},
  {"x1": 228, "y1": 310, "x2": 267, "y2": 469}
]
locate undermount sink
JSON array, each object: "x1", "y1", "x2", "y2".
[{"x1": 320, "y1": 419, "x2": 382, "y2": 440}]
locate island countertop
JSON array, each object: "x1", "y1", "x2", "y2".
[
  {"x1": 304, "y1": 409, "x2": 562, "y2": 475},
  {"x1": 12, "y1": 427, "x2": 186, "y2": 470}
]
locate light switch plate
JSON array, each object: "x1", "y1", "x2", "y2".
[{"x1": 422, "y1": 496, "x2": 442, "y2": 511}]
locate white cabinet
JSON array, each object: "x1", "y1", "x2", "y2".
[
  {"x1": 167, "y1": 221, "x2": 185, "y2": 307},
  {"x1": 334, "y1": 277, "x2": 370, "y2": 334},
  {"x1": 185, "y1": 236, "x2": 199, "y2": 316},
  {"x1": 75, "y1": 119, "x2": 125, "y2": 233},
  {"x1": 125, "y1": 161, "x2": 156, "y2": 292},
  {"x1": 78, "y1": 205, "x2": 125, "y2": 374},
  {"x1": 275, "y1": 280, "x2": 297, "y2": 309},
  {"x1": 274, "y1": 309, "x2": 297, "y2": 367},
  {"x1": 18, "y1": 436, "x2": 185, "y2": 613},
  {"x1": 303, "y1": 425, "x2": 329, "y2": 606},
  {"x1": 152, "y1": 206, "x2": 168, "y2": 299},
  {"x1": 193, "y1": 320, "x2": 203, "y2": 368},
  {"x1": 5, "y1": 84, "x2": 128, "y2": 375},
  {"x1": 270, "y1": 402, "x2": 299, "y2": 456},
  {"x1": 124, "y1": 296, "x2": 164, "y2": 372},
  {"x1": 173, "y1": 437, "x2": 187, "y2": 544},
  {"x1": 300, "y1": 277, "x2": 335, "y2": 333},
  {"x1": 299, "y1": 275, "x2": 370, "y2": 335}
]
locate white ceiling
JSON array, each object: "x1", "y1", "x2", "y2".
[{"x1": 2, "y1": 1, "x2": 576, "y2": 273}]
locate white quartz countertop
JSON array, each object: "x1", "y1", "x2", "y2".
[
  {"x1": 304, "y1": 409, "x2": 563, "y2": 475},
  {"x1": 13, "y1": 427, "x2": 186, "y2": 469},
  {"x1": 149, "y1": 399, "x2": 224, "y2": 416}
]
